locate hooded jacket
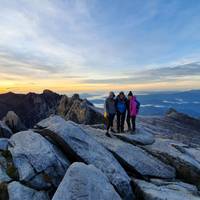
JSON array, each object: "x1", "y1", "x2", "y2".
[
  {"x1": 129, "y1": 96, "x2": 139, "y2": 117},
  {"x1": 104, "y1": 97, "x2": 116, "y2": 114}
]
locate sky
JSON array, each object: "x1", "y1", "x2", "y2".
[{"x1": 0, "y1": 0, "x2": 200, "y2": 94}]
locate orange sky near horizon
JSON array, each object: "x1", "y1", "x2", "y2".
[{"x1": 0, "y1": 78, "x2": 199, "y2": 94}]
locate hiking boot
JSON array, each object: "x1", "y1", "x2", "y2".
[
  {"x1": 106, "y1": 132, "x2": 111, "y2": 137},
  {"x1": 127, "y1": 126, "x2": 131, "y2": 132},
  {"x1": 111, "y1": 128, "x2": 116, "y2": 133},
  {"x1": 131, "y1": 129, "x2": 136, "y2": 134}
]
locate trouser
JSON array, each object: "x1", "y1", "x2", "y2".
[
  {"x1": 107, "y1": 113, "x2": 115, "y2": 131},
  {"x1": 126, "y1": 114, "x2": 136, "y2": 131},
  {"x1": 117, "y1": 111, "x2": 126, "y2": 132}
]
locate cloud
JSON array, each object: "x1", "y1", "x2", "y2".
[
  {"x1": 0, "y1": 0, "x2": 200, "y2": 92},
  {"x1": 80, "y1": 62, "x2": 200, "y2": 84}
]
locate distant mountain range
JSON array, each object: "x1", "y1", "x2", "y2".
[
  {"x1": 0, "y1": 90, "x2": 199, "y2": 129},
  {"x1": 80, "y1": 90, "x2": 200, "y2": 118}
]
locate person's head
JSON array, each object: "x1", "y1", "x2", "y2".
[
  {"x1": 128, "y1": 91, "x2": 133, "y2": 100},
  {"x1": 119, "y1": 91, "x2": 125, "y2": 100},
  {"x1": 109, "y1": 91, "x2": 115, "y2": 99}
]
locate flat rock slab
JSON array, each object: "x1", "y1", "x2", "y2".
[
  {"x1": 84, "y1": 126, "x2": 175, "y2": 179},
  {"x1": 115, "y1": 129, "x2": 155, "y2": 145},
  {"x1": 133, "y1": 179, "x2": 200, "y2": 200},
  {"x1": 144, "y1": 138, "x2": 200, "y2": 186},
  {"x1": 150, "y1": 178, "x2": 199, "y2": 193},
  {"x1": 37, "y1": 116, "x2": 134, "y2": 200},
  {"x1": 9, "y1": 130, "x2": 70, "y2": 188},
  {"x1": 8, "y1": 181, "x2": 49, "y2": 200},
  {"x1": 52, "y1": 162, "x2": 121, "y2": 200}
]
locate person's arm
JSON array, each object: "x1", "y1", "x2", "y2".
[
  {"x1": 115, "y1": 98, "x2": 118, "y2": 110},
  {"x1": 105, "y1": 99, "x2": 110, "y2": 113},
  {"x1": 136, "y1": 99, "x2": 140, "y2": 114},
  {"x1": 126, "y1": 99, "x2": 129, "y2": 110},
  {"x1": 136, "y1": 99, "x2": 140, "y2": 109}
]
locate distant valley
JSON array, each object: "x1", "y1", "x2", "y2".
[{"x1": 81, "y1": 90, "x2": 200, "y2": 118}]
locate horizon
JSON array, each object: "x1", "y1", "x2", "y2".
[
  {"x1": 0, "y1": 0, "x2": 200, "y2": 93},
  {"x1": 1, "y1": 88, "x2": 200, "y2": 96}
]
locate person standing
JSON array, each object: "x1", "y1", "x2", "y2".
[
  {"x1": 115, "y1": 92, "x2": 127, "y2": 133},
  {"x1": 126, "y1": 91, "x2": 140, "y2": 132},
  {"x1": 104, "y1": 91, "x2": 116, "y2": 136}
]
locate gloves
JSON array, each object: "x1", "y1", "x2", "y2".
[{"x1": 104, "y1": 112, "x2": 108, "y2": 118}]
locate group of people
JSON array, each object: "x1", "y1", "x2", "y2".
[{"x1": 104, "y1": 91, "x2": 140, "y2": 136}]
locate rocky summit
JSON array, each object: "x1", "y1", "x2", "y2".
[{"x1": 0, "y1": 92, "x2": 200, "y2": 200}]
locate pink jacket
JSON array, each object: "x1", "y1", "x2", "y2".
[{"x1": 130, "y1": 96, "x2": 138, "y2": 117}]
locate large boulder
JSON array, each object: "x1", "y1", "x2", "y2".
[
  {"x1": 133, "y1": 179, "x2": 200, "y2": 200},
  {"x1": 8, "y1": 130, "x2": 70, "y2": 189},
  {"x1": 52, "y1": 162, "x2": 121, "y2": 200},
  {"x1": 3, "y1": 111, "x2": 26, "y2": 133},
  {"x1": 84, "y1": 126, "x2": 175, "y2": 179},
  {"x1": 8, "y1": 181, "x2": 49, "y2": 200},
  {"x1": 36, "y1": 116, "x2": 134, "y2": 199},
  {"x1": 144, "y1": 138, "x2": 200, "y2": 186},
  {"x1": 0, "y1": 121, "x2": 13, "y2": 138},
  {"x1": 57, "y1": 95, "x2": 104, "y2": 125}
]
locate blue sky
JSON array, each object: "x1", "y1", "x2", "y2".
[{"x1": 0, "y1": 0, "x2": 200, "y2": 93}]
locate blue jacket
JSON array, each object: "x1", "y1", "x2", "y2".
[{"x1": 115, "y1": 96, "x2": 127, "y2": 113}]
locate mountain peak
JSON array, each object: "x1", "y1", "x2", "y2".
[{"x1": 43, "y1": 89, "x2": 55, "y2": 94}]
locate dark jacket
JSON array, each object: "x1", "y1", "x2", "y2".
[
  {"x1": 104, "y1": 97, "x2": 116, "y2": 114},
  {"x1": 115, "y1": 96, "x2": 127, "y2": 113}
]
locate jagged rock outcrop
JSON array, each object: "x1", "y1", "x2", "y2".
[
  {"x1": 8, "y1": 130, "x2": 70, "y2": 190},
  {"x1": 133, "y1": 179, "x2": 200, "y2": 200},
  {"x1": 57, "y1": 94, "x2": 104, "y2": 125},
  {"x1": 0, "y1": 121, "x2": 13, "y2": 138},
  {"x1": 8, "y1": 181, "x2": 49, "y2": 200},
  {"x1": 84, "y1": 125, "x2": 175, "y2": 179},
  {"x1": 3, "y1": 111, "x2": 26, "y2": 133},
  {"x1": 37, "y1": 116, "x2": 134, "y2": 199},
  {"x1": 0, "y1": 90, "x2": 62, "y2": 128},
  {"x1": 144, "y1": 138, "x2": 200, "y2": 186},
  {"x1": 52, "y1": 162, "x2": 121, "y2": 200},
  {"x1": 166, "y1": 108, "x2": 200, "y2": 130},
  {"x1": 138, "y1": 109, "x2": 200, "y2": 145}
]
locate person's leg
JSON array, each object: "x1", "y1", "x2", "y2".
[
  {"x1": 121, "y1": 112, "x2": 126, "y2": 133},
  {"x1": 126, "y1": 113, "x2": 131, "y2": 131},
  {"x1": 110, "y1": 114, "x2": 115, "y2": 132},
  {"x1": 117, "y1": 112, "x2": 121, "y2": 132},
  {"x1": 131, "y1": 116, "x2": 136, "y2": 132},
  {"x1": 106, "y1": 114, "x2": 111, "y2": 131}
]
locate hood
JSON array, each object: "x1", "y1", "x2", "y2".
[{"x1": 131, "y1": 96, "x2": 136, "y2": 101}]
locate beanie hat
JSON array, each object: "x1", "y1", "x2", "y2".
[{"x1": 128, "y1": 91, "x2": 133, "y2": 96}]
